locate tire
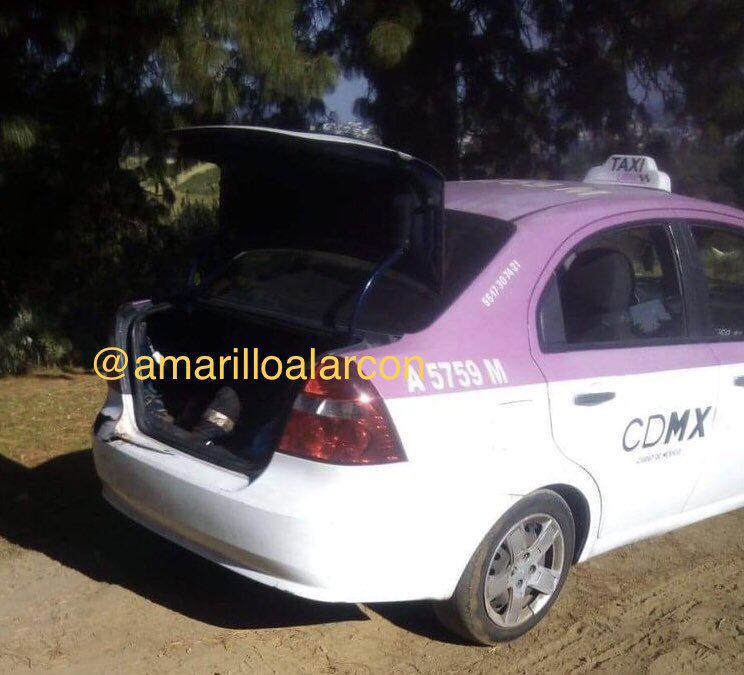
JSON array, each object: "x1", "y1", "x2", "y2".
[{"x1": 433, "y1": 490, "x2": 575, "y2": 645}]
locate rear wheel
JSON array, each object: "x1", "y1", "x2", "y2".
[{"x1": 433, "y1": 490, "x2": 575, "y2": 645}]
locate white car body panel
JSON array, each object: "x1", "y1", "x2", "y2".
[
  {"x1": 685, "y1": 361, "x2": 744, "y2": 509},
  {"x1": 96, "y1": 393, "x2": 519, "y2": 602},
  {"x1": 537, "y1": 363, "x2": 719, "y2": 538}
]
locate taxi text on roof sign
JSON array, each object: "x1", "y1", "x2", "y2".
[{"x1": 584, "y1": 155, "x2": 672, "y2": 193}]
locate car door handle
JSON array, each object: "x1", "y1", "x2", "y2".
[
  {"x1": 735, "y1": 376, "x2": 744, "y2": 387},
  {"x1": 574, "y1": 392, "x2": 616, "y2": 406}
]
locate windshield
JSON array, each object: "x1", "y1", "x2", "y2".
[{"x1": 203, "y1": 210, "x2": 514, "y2": 334}]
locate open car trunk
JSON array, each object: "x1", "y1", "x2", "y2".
[
  {"x1": 124, "y1": 127, "x2": 512, "y2": 473},
  {"x1": 131, "y1": 301, "x2": 363, "y2": 474},
  {"x1": 126, "y1": 127, "x2": 446, "y2": 473}
]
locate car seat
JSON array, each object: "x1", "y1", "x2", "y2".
[{"x1": 559, "y1": 247, "x2": 635, "y2": 343}]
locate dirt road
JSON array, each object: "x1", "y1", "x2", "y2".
[{"x1": 1, "y1": 374, "x2": 742, "y2": 673}]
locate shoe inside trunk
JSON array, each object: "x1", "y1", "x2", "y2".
[{"x1": 130, "y1": 301, "x2": 363, "y2": 474}]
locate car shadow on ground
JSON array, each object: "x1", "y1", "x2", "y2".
[
  {"x1": 0, "y1": 449, "x2": 464, "y2": 641},
  {"x1": 367, "y1": 601, "x2": 467, "y2": 645},
  {"x1": 0, "y1": 449, "x2": 365, "y2": 630}
]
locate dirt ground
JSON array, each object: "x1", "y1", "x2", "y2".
[{"x1": 1, "y1": 373, "x2": 742, "y2": 674}]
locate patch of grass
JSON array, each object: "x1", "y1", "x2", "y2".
[
  {"x1": 137, "y1": 160, "x2": 220, "y2": 210},
  {"x1": 176, "y1": 164, "x2": 220, "y2": 198},
  {"x1": 0, "y1": 370, "x2": 104, "y2": 468}
]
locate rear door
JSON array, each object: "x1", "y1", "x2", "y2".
[
  {"x1": 683, "y1": 219, "x2": 744, "y2": 509},
  {"x1": 531, "y1": 217, "x2": 719, "y2": 541}
]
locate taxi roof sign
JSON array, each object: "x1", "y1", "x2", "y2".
[{"x1": 584, "y1": 155, "x2": 672, "y2": 193}]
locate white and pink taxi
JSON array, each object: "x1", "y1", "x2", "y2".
[{"x1": 93, "y1": 127, "x2": 744, "y2": 644}]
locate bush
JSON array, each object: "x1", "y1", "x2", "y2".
[{"x1": 0, "y1": 306, "x2": 73, "y2": 376}]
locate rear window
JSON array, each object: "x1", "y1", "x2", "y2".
[{"x1": 203, "y1": 210, "x2": 513, "y2": 334}]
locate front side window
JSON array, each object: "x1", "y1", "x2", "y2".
[
  {"x1": 540, "y1": 224, "x2": 685, "y2": 347},
  {"x1": 691, "y1": 224, "x2": 744, "y2": 340}
]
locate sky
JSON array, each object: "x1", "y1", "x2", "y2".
[{"x1": 323, "y1": 74, "x2": 367, "y2": 121}]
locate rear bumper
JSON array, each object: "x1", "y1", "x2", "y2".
[{"x1": 93, "y1": 433, "x2": 513, "y2": 603}]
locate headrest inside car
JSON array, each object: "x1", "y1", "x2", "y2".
[{"x1": 560, "y1": 247, "x2": 634, "y2": 315}]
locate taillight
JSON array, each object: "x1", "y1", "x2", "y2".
[{"x1": 278, "y1": 371, "x2": 406, "y2": 465}]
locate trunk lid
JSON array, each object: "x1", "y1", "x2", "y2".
[{"x1": 168, "y1": 126, "x2": 446, "y2": 304}]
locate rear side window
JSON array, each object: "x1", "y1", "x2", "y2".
[
  {"x1": 540, "y1": 224, "x2": 685, "y2": 348},
  {"x1": 691, "y1": 224, "x2": 744, "y2": 340}
]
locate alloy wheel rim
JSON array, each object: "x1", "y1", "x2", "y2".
[{"x1": 483, "y1": 514, "x2": 565, "y2": 627}]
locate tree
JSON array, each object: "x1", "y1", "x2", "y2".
[
  {"x1": 0, "y1": 0, "x2": 338, "y2": 361},
  {"x1": 323, "y1": 1, "x2": 744, "y2": 184},
  {"x1": 325, "y1": 0, "x2": 463, "y2": 177}
]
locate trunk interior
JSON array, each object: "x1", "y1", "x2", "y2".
[{"x1": 130, "y1": 301, "x2": 361, "y2": 474}]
